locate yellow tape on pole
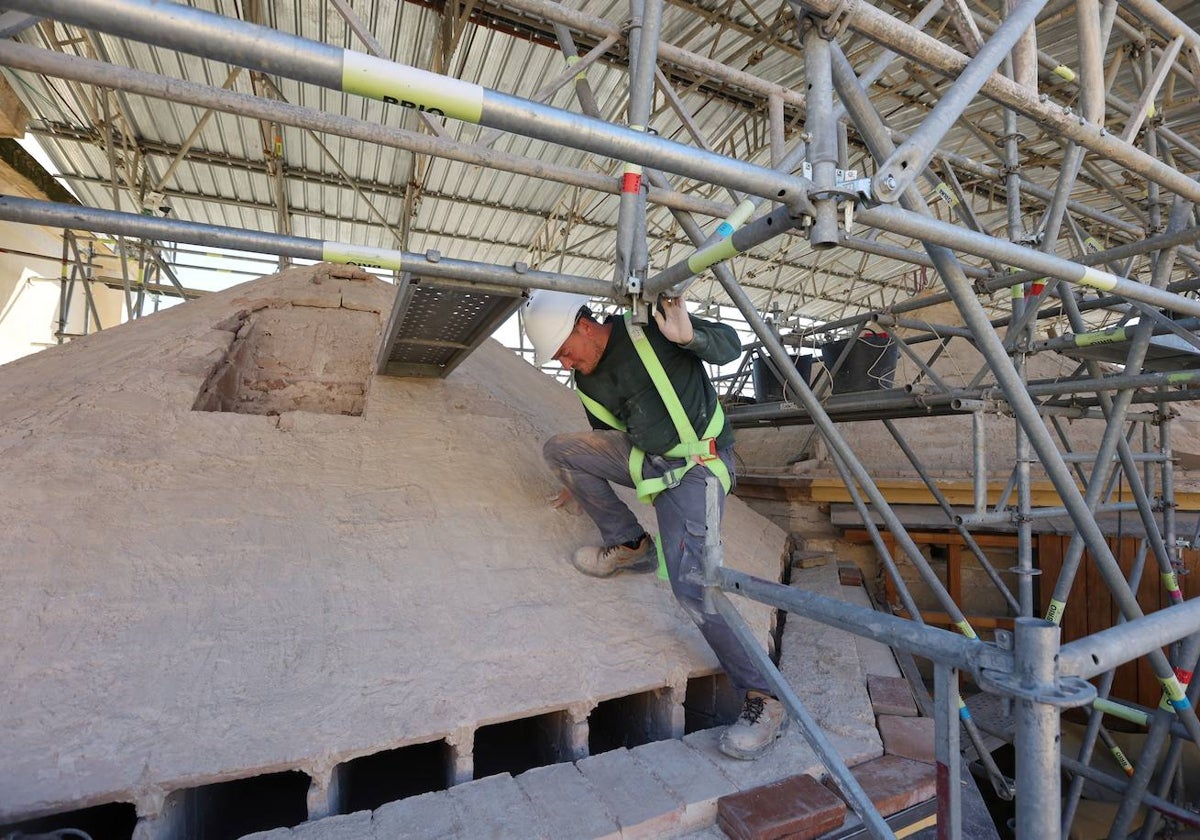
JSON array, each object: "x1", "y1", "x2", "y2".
[
  {"x1": 321, "y1": 241, "x2": 404, "y2": 270},
  {"x1": 686, "y1": 236, "x2": 738, "y2": 274},
  {"x1": 1078, "y1": 266, "x2": 1118, "y2": 292},
  {"x1": 342, "y1": 51, "x2": 484, "y2": 123}
]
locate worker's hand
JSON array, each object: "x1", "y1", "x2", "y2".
[
  {"x1": 550, "y1": 487, "x2": 583, "y2": 516},
  {"x1": 654, "y1": 295, "x2": 694, "y2": 344}
]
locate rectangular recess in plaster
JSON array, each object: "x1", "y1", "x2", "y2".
[
  {"x1": 587, "y1": 688, "x2": 673, "y2": 755},
  {"x1": 336, "y1": 739, "x2": 451, "y2": 813},
  {"x1": 0, "y1": 800, "x2": 137, "y2": 840},
  {"x1": 683, "y1": 674, "x2": 742, "y2": 734},
  {"x1": 159, "y1": 770, "x2": 310, "y2": 840},
  {"x1": 193, "y1": 306, "x2": 376, "y2": 417},
  {"x1": 472, "y1": 711, "x2": 572, "y2": 779}
]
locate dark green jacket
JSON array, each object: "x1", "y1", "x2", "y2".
[{"x1": 575, "y1": 312, "x2": 740, "y2": 455}]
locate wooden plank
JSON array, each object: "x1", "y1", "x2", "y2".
[
  {"x1": 844, "y1": 529, "x2": 1018, "y2": 548},
  {"x1": 1062, "y1": 537, "x2": 1091, "y2": 654},
  {"x1": 947, "y1": 543, "x2": 962, "y2": 608},
  {"x1": 1099, "y1": 537, "x2": 1137, "y2": 706},
  {"x1": 814, "y1": 478, "x2": 1200, "y2": 511},
  {"x1": 1035, "y1": 533, "x2": 1064, "y2": 622},
  {"x1": 889, "y1": 608, "x2": 1015, "y2": 631}
]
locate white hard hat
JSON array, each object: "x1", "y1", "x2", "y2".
[{"x1": 523, "y1": 290, "x2": 592, "y2": 366}]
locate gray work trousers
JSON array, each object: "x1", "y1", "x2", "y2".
[{"x1": 543, "y1": 430, "x2": 767, "y2": 697}]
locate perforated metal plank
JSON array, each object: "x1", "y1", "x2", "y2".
[
  {"x1": 1063, "y1": 333, "x2": 1200, "y2": 372},
  {"x1": 376, "y1": 272, "x2": 525, "y2": 378}
]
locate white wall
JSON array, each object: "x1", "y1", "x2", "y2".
[{"x1": 0, "y1": 219, "x2": 125, "y2": 365}]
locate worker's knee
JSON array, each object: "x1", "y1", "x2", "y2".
[
  {"x1": 543, "y1": 430, "x2": 629, "y2": 471},
  {"x1": 542, "y1": 433, "x2": 569, "y2": 468}
]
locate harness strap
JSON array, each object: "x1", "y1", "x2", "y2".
[{"x1": 576, "y1": 313, "x2": 731, "y2": 504}]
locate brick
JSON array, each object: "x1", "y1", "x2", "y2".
[
  {"x1": 577, "y1": 747, "x2": 684, "y2": 838},
  {"x1": 867, "y1": 675, "x2": 918, "y2": 718},
  {"x1": 630, "y1": 738, "x2": 737, "y2": 830},
  {"x1": 515, "y1": 762, "x2": 620, "y2": 840},
  {"x1": 878, "y1": 714, "x2": 936, "y2": 764},
  {"x1": 777, "y1": 572, "x2": 880, "y2": 759},
  {"x1": 290, "y1": 811, "x2": 372, "y2": 840},
  {"x1": 716, "y1": 774, "x2": 846, "y2": 840},
  {"x1": 446, "y1": 773, "x2": 546, "y2": 839},
  {"x1": 339, "y1": 278, "x2": 393, "y2": 314},
  {"x1": 837, "y1": 565, "x2": 864, "y2": 586},
  {"x1": 836, "y1": 586, "x2": 903, "y2": 680},
  {"x1": 372, "y1": 790, "x2": 461, "y2": 840},
  {"x1": 828, "y1": 754, "x2": 937, "y2": 817}
]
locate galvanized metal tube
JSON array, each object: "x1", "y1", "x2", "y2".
[
  {"x1": 797, "y1": 0, "x2": 1200, "y2": 205},
  {"x1": 1060, "y1": 753, "x2": 1200, "y2": 829},
  {"x1": 710, "y1": 567, "x2": 997, "y2": 675},
  {"x1": 888, "y1": 331, "x2": 951, "y2": 393},
  {"x1": 1061, "y1": 665, "x2": 1127, "y2": 834},
  {"x1": 709, "y1": 592, "x2": 893, "y2": 839},
  {"x1": 1160, "y1": 410, "x2": 1179, "y2": 589},
  {"x1": 1060, "y1": 596, "x2": 1200, "y2": 680},
  {"x1": 715, "y1": 256, "x2": 983, "y2": 643},
  {"x1": 0, "y1": 40, "x2": 732, "y2": 221},
  {"x1": 871, "y1": 0, "x2": 1050, "y2": 203},
  {"x1": 934, "y1": 662, "x2": 963, "y2": 840},
  {"x1": 972, "y1": 410, "x2": 987, "y2": 517},
  {"x1": 825, "y1": 448, "x2": 925, "y2": 622},
  {"x1": 839, "y1": 234, "x2": 991, "y2": 279},
  {"x1": 1120, "y1": 0, "x2": 1200, "y2": 76},
  {"x1": 1137, "y1": 639, "x2": 1200, "y2": 839},
  {"x1": 499, "y1": 0, "x2": 806, "y2": 107},
  {"x1": 0, "y1": 195, "x2": 613, "y2": 296},
  {"x1": 1014, "y1": 365, "x2": 1036, "y2": 616},
  {"x1": 883, "y1": 419, "x2": 1021, "y2": 615},
  {"x1": 1044, "y1": 200, "x2": 1190, "y2": 632},
  {"x1": 613, "y1": 0, "x2": 661, "y2": 291},
  {"x1": 645, "y1": 206, "x2": 802, "y2": 294},
  {"x1": 804, "y1": 232, "x2": 1200, "y2": 344},
  {"x1": 834, "y1": 39, "x2": 1200, "y2": 747},
  {"x1": 801, "y1": 21, "x2": 839, "y2": 247},
  {"x1": 956, "y1": 502, "x2": 1140, "y2": 527},
  {"x1": 852, "y1": 203, "x2": 1200, "y2": 318},
  {"x1": 13, "y1": 0, "x2": 815, "y2": 212},
  {"x1": 1107, "y1": 709, "x2": 1175, "y2": 838},
  {"x1": 1013, "y1": 619, "x2": 1063, "y2": 839}
]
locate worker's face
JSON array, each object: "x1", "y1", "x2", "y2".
[{"x1": 554, "y1": 318, "x2": 606, "y2": 375}]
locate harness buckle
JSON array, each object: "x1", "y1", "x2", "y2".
[
  {"x1": 695, "y1": 437, "x2": 719, "y2": 461},
  {"x1": 663, "y1": 467, "x2": 684, "y2": 490}
]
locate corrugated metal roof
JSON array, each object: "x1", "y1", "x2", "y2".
[{"x1": 4, "y1": 0, "x2": 1200, "y2": 330}]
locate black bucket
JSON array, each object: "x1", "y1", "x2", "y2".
[
  {"x1": 820, "y1": 331, "x2": 898, "y2": 393},
  {"x1": 752, "y1": 353, "x2": 814, "y2": 402}
]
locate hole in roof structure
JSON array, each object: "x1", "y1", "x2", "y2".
[
  {"x1": 587, "y1": 687, "x2": 676, "y2": 755},
  {"x1": 159, "y1": 770, "x2": 310, "y2": 840},
  {"x1": 336, "y1": 739, "x2": 452, "y2": 813},
  {"x1": 0, "y1": 801, "x2": 137, "y2": 840},
  {"x1": 472, "y1": 710, "x2": 572, "y2": 778},
  {"x1": 683, "y1": 673, "x2": 742, "y2": 734},
  {"x1": 193, "y1": 304, "x2": 376, "y2": 417}
]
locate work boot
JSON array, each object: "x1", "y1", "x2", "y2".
[
  {"x1": 719, "y1": 691, "x2": 788, "y2": 760},
  {"x1": 572, "y1": 533, "x2": 654, "y2": 577}
]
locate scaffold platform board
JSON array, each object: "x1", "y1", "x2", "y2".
[{"x1": 375, "y1": 272, "x2": 524, "y2": 378}]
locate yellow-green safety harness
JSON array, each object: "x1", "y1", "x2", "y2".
[{"x1": 575, "y1": 312, "x2": 732, "y2": 505}]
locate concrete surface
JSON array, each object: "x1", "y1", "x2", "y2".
[{"x1": 0, "y1": 264, "x2": 783, "y2": 830}]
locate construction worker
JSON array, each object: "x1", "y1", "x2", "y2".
[{"x1": 523, "y1": 289, "x2": 786, "y2": 760}]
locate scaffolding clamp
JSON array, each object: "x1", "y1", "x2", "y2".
[
  {"x1": 977, "y1": 663, "x2": 1096, "y2": 709},
  {"x1": 795, "y1": 0, "x2": 859, "y2": 40}
]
